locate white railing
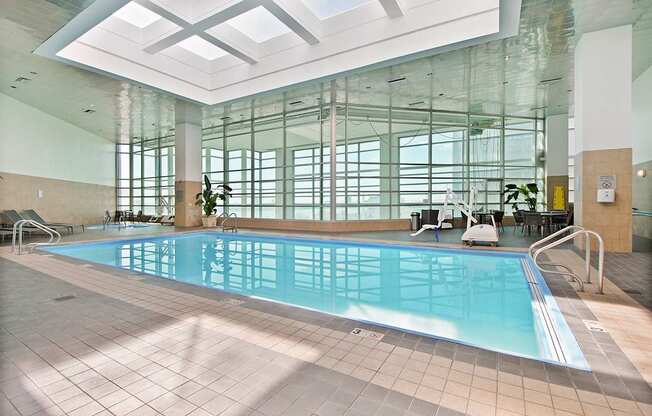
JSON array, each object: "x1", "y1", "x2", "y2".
[
  {"x1": 529, "y1": 225, "x2": 605, "y2": 294},
  {"x1": 217, "y1": 212, "x2": 238, "y2": 232},
  {"x1": 12, "y1": 219, "x2": 62, "y2": 255}
]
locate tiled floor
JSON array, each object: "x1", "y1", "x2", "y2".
[
  {"x1": 1, "y1": 230, "x2": 652, "y2": 416},
  {"x1": 599, "y1": 252, "x2": 652, "y2": 310}
]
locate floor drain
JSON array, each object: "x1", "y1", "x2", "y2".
[
  {"x1": 53, "y1": 295, "x2": 76, "y2": 302},
  {"x1": 583, "y1": 320, "x2": 607, "y2": 333},
  {"x1": 350, "y1": 328, "x2": 384, "y2": 340}
]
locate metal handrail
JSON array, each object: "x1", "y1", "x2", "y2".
[
  {"x1": 217, "y1": 212, "x2": 238, "y2": 232},
  {"x1": 12, "y1": 219, "x2": 62, "y2": 255},
  {"x1": 529, "y1": 226, "x2": 605, "y2": 294}
]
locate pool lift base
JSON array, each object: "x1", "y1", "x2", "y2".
[{"x1": 412, "y1": 187, "x2": 499, "y2": 246}]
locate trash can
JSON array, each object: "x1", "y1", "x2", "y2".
[{"x1": 410, "y1": 212, "x2": 421, "y2": 231}]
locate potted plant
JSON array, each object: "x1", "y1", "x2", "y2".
[
  {"x1": 195, "y1": 175, "x2": 232, "y2": 227},
  {"x1": 503, "y1": 183, "x2": 539, "y2": 212}
]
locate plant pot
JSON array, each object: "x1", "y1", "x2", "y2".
[{"x1": 202, "y1": 216, "x2": 217, "y2": 227}]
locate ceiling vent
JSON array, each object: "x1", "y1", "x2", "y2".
[
  {"x1": 387, "y1": 77, "x2": 406, "y2": 84},
  {"x1": 539, "y1": 77, "x2": 562, "y2": 85},
  {"x1": 82, "y1": 108, "x2": 96, "y2": 114}
]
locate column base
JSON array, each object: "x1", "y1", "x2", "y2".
[{"x1": 174, "y1": 181, "x2": 202, "y2": 227}]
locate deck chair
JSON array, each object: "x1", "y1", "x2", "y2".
[
  {"x1": 21, "y1": 209, "x2": 80, "y2": 233},
  {"x1": 0, "y1": 210, "x2": 50, "y2": 236},
  {"x1": 160, "y1": 215, "x2": 175, "y2": 225}
]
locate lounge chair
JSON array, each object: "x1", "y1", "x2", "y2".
[
  {"x1": 160, "y1": 215, "x2": 175, "y2": 225},
  {"x1": 4, "y1": 209, "x2": 73, "y2": 234},
  {"x1": 21, "y1": 209, "x2": 82, "y2": 233},
  {"x1": 0, "y1": 210, "x2": 51, "y2": 236}
]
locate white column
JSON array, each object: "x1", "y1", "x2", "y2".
[
  {"x1": 574, "y1": 24, "x2": 633, "y2": 252},
  {"x1": 174, "y1": 100, "x2": 203, "y2": 227},
  {"x1": 545, "y1": 114, "x2": 568, "y2": 210}
]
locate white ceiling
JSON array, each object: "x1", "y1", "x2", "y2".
[
  {"x1": 34, "y1": 0, "x2": 522, "y2": 105},
  {"x1": 1, "y1": 0, "x2": 650, "y2": 143}
]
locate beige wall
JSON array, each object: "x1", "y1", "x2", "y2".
[
  {"x1": 175, "y1": 180, "x2": 202, "y2": 227},
  {"x1": 575, "y1": 148, "x2": 632, "y2": 252},
  {"x1": 0, "y1": 172, "x2": 115, "y2": 225}
]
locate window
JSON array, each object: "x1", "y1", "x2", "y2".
[{"x1": 120, "y1": 85, "x2": 543, "y2": 220}]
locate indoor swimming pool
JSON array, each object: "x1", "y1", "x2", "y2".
[{"x1": 44, "y1": 232, "x2": 588, "y2": 369}]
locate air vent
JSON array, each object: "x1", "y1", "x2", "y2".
[
  {"x1": 82, "y1": 108, "x2": 96, "y2": 114},
  {"x1": 53, "y1": 295, "x2": 76, "y2": 302},
  {"x1": 539, "y1": 77, "x2": 562, "y2": 84},
  {"x1": 408, "y1": 100, "x2": 425, "y2": 107},
  {"x1": 387, "y1": 77, "x2": 406, "y2": 84},
  {"x1": 288, "y1": 100, "x2": 304, "y2": 106}
]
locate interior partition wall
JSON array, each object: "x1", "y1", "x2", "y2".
[{"x1": 117, "y1": 84, "x2": 544, "y2": 220}]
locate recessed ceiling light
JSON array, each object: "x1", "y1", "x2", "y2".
[
  {"x1": 177, "y1": 36, "x2": 227, "y2": 60},
  {"x1": 226, "y1": 6, "x2": 291, "y2": 43},
  {"x1": 112, "y1": 2, "x2": 162, "y2": 29}
]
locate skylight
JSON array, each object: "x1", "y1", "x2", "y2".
[
  {"x1": 112, "y1": 2, "x2": 162, "y2": 28},
  {"x1": 226, "y1": 6, "x2": 291, "y2": 43},
  {"x1": 177, "y1": 36, "x2": 228, "y2": 60},
  {"x1": 302, "y1": 0, "x2": 372, "y2": 19}
]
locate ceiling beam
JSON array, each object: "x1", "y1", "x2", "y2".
[
  {"x1": 379, "y1": 0, "x2": 404, "y2": 18},
  {"x1": 140, "y1": 0, "x2": 262, "y2": 62},
  {"x1": 263, "y1": 0, "x2": 320, "y2": 45}
]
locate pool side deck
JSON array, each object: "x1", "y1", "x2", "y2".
[{"x1": 1, "y1": 228, "x2": 651, "y2": 416}]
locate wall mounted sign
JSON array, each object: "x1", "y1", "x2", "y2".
[
  {"x1": 552, "y1": 185, "x2": 566, "y2": 210},
  {"x1": 598, "y1": 175, "x2": 616, "y2": 190}
]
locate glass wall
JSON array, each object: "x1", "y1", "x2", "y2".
[
  {"x1": 116, "y1": 136, "x2": 174, "y2": 215},
  {"x1": 118, "y1": 85, "x2": 544, "y2": 219}
]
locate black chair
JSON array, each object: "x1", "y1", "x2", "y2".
[
  {"x1": 523, "y1": 212, "x2": 544, "y2": 236},
  {"x1": 551, "y1": 212, "x2": 568, "y2": 232},
  {"x1": 492, "y1": 210, "x2": 505, "y2": 232},
  {"x1": 513, "y1": 210, "x2": 525, "y2": 233}
]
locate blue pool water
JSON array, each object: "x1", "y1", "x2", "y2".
[{"x1": 44, "y1": 232, "x2": 588, "y2": 369}]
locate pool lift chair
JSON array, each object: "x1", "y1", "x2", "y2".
[{"x1": 411, "y1": 187, "x2": 499, "y2": 246}]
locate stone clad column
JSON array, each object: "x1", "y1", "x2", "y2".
[
  {"x1": 545, "y1": 114, "x2": 569, "y2": 210},
  {"x1": 574, "y1": 25, "x2": 633, "y2": 252},
  {"x1": 174, "y1": 100, "x2": 203, "y2": 227}
]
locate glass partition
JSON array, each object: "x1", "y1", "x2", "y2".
[{"x1": 118, "y1": 83, "x2": 544, "y2": 220}]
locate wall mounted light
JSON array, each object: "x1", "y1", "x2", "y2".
[{"x1": 636, "y1": 169, "x2": 647, "y2": 178}]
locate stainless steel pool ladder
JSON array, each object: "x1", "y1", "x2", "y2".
[
  {"x1": 12, "y1": 219, "x2": 62, "y2": 255},
  {"x1": 217, "y1": 212, "x2": 238, "y2": 232},
  {"x1": 528, "y1": 226, "x2": 605, "y2": 294}
]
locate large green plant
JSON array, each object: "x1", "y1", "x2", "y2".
[
  {"x1": 503, "y1": 183, "x2": 539, "y2": 212},
  {"x1": 195, "y1": 175, "x2": 232, "y2": 216}
]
